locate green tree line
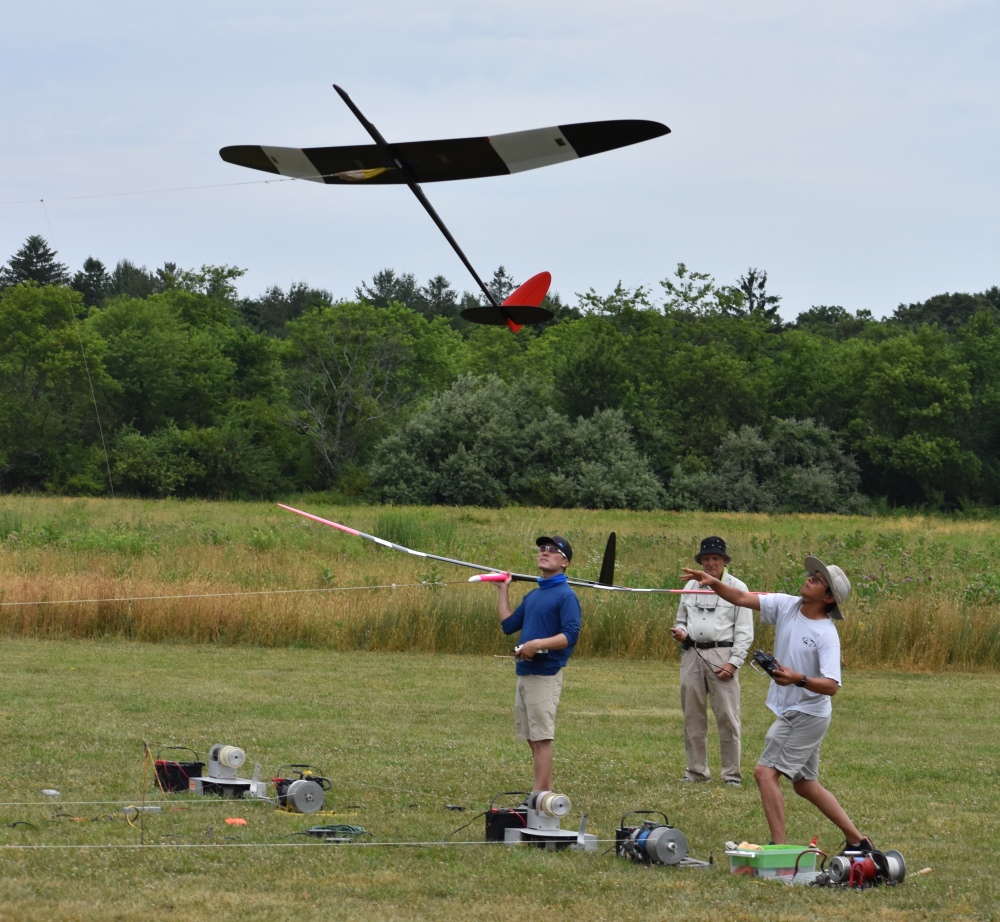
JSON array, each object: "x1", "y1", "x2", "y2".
[{"x1": 2, "y1": 234, "x2": 998, "y2": 511}]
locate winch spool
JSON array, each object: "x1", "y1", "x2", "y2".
[
  {"x1": 635, "y1": 824, "x2": 688, "y2": 865},
  {"x1": 283, "y1": 779, "x2": 325, "y2": 814},
  {"x1": 616, "y1": 811, "x2": 689, "y2": 865},
  {"x1": 207, "y1": 743, "x2": 247, "y2": 781},
  {"x1": 883, "y1": 850, "x2": 906, "y2": 883},
  {"x1": 217, "y1": 746, "x2": 245, "y2": 769},
  {"x1": 527, "y1": 791, "x2": 570, "y2": 817}
]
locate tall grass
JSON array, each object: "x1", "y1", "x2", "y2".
[{"x1": 1, "y1": 497, "x2": 998, "y2": 668}]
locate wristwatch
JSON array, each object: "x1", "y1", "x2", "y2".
[{"x1": 796, "y1": 675, "x2": 809, "y2": 687}]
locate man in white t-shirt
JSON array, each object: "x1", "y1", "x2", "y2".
[{"x1": 680, "y1": 555, "x2": 873, "y2": 851}]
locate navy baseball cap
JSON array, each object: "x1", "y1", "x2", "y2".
[{"x1": 536, "y1": 535, "x2": 573, "y2": 563}]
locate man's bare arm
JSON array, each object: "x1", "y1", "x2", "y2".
[
  {"x1": 515, "y1": 633, "x2": 568, "y2": 660},
  {"x1": 771, "y1": 664, "x2": 839, "y2": 696},
  {"x1": 680, "y1": 567, "x2": 761, "y2": 611},
  {"x1": 496, "y1": 575, "x2": 514, "y2": 621}
]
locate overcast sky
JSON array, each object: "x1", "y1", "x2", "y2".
[{"x1": 3, "y1": 1, "x2": 997, "y2": 319}]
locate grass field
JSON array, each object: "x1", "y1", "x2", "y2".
[
  {"x1": 0, "y1": 497, "x2": 998, "y2": 919},
  {"x1": 0, "y1": 639, "x2": 997, "y2": 921}
]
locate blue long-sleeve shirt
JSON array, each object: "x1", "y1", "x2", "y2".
[{"x1": 501, "y1": 573, "x2": 581, "y2": 676}]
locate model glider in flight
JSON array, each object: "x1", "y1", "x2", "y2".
[
  {"x1": 221, "y1": 85, "x2": 669, "y2": 332},
  {"x1": 277, "y1": 504, "x2": 720, "y2": 595}
]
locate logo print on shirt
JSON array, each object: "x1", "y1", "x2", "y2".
[{"x1": 802, "y1": 637, "x2": 817, "y2": 648}]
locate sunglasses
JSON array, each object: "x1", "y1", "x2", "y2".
[
  {"x1": 806, "y1": 572, "x2": 830, "y2": 590},
  {"x1": 536, "y1": 544, "x2": 567, "y2": 558}
]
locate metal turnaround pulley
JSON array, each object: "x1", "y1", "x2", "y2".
[{"x1": 616, "y1": 811, "x2": 689, "y2": 865}]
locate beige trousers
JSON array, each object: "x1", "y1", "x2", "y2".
[{"x1": 679, "y1": 646, "x2": 742, "y2": 782}]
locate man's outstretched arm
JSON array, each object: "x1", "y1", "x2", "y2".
[{"x1": 680, "y1": 567, "x2": 761, "y2": 611}]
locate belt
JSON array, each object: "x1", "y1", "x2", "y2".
[{"x1": 693, "y1": 641, "x2": 733, "y2": 649}]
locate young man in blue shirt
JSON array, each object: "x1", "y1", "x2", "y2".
[{"x1": 495, "y1": 535, "x2": 581, "y2": 792}]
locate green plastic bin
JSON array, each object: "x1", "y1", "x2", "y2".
[{"x1": 726, "y1": 844, "x2": 817, "y2": 877}]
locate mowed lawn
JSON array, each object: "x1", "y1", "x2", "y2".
[{"x1": 0, "y1": 639, "x2": 996, "y2": 921}]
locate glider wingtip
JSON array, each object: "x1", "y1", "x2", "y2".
[{"x1": 219, "y1": 145, "x2": 281, "y2": 175}]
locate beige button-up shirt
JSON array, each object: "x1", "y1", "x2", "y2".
[{"x1": 673, "y1": 569, "x2": 754, "y2": 669}]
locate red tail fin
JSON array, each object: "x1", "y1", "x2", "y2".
[{"x1": 502, "y1": 271, "x2": 551, "y2": 333}]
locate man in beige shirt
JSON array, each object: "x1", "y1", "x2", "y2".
[{"x1": 671, "y1": 536, "x2": 753, "y2": 785}]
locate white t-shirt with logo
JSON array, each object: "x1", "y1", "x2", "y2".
[{"x1": 759, "y1": 593, "x2": 842, "y2": 718}]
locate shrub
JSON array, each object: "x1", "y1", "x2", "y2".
[
  {"x1": 370, "y1": 374, "x2": 663, "y2": 509},
  {"x1": 666, "y1": 417, "x2": 869, "y2": 513}
]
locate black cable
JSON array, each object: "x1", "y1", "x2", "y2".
[
  {"x1": 287, "y1": 825, "x2": 368, "y2": 840},
  {"x1": 445, "y1": 811, "x2": 488, "y2": 838},
  {"x1": 680, "y1": 640, "x2": 738, "y2": 677}
]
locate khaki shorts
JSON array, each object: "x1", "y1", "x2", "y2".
[
  {"x1": 758, "y1": 711, "x2": 831, "y2": 782},
  {"x1": 514, "y1": 672, "x2": 564, "y2": 742}
]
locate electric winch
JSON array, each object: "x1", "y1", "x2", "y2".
[
  {"x1": 486, "y1": 790, "x2": 597, "y2": 851},
  {"x1": 616, "y1": 811, "x2": 690, "y2": 865},
  {"x1": 815, "y1": 844, "x2": 906, "y2": 888},
  {"x1": 188, "y1": 743, "x2": 268, "y2": 799},
  {"x1": 272, "y1": 764, "x2": 332, "y2": 814}
]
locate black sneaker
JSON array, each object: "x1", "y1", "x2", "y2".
[{"x1": 842, "y1": 836, "x2": 875, "y2": 853}]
